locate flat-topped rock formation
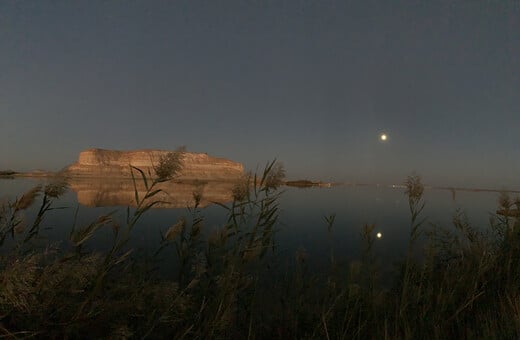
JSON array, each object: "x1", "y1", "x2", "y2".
[{"x1": 63, "y1": 148, "x2": 244, "y2": 181}]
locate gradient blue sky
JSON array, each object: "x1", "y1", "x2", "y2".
[{"x1": 1, "y1": 1, "x2": 519, "y2": 188}]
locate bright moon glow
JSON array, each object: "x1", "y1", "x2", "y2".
[
  {"x1": 380, "y1": 134, "x2": 388, "y2": 141},
  {"x1": 376, "y1": 232, "x2": 382, "y2": 239}
]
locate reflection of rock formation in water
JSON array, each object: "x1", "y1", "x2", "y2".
[
  {"x1": 63, "y1": 148, "x2": 244, "y2": 181},
  {"x1": 68, "y1": 178, "x2": 236, "y2": 208}
]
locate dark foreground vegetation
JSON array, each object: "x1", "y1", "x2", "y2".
[{"x1": 1, "y1": 153, "x2": 520, "y2": 338}]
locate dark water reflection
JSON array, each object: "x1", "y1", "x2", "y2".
[
  {"x1": 0, "y1": 178, "x2": 503, "y2": 268},
  {"x1": 67, "y1": 177, "x2": 236, "y2": 208},
  {"x1": 277, "y1": 185, "x2": 499, "y2": 269}
]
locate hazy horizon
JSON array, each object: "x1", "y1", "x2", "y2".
[{"x1": 1, "y1": 1, "x2": 519, "y2": 189}]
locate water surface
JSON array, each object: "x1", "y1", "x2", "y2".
[{"x1": 0, "y1": 178, "x2": 504, "y2": 268}]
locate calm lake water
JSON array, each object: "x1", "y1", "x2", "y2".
[{"x1": 0, "y1": 177, "x2": 504, "y2": 269}]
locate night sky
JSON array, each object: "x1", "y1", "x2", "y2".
[{"x1": 1, "y1": 1, "x2": 519, "y2": 188}]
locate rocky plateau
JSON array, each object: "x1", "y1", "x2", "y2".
[{"x1": 63, "y1": 148, "x2": 244, "y2": 181}]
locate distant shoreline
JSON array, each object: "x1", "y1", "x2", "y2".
[
  {"x1": 2, "y1": 171, "x2": 519, "y2": 194},
  {"x1": 1, "y1": 171, "x2": 57, "y2": 178},
  {"x1": 284, "y1": 179, "x2": 520, "y2": 194}
]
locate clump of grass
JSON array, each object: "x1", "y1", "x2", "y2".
[
  {"x1": 232, "y1": 172, "x2": 252, "y2": 201},
  {"x1": 153, "y1": 146, "x2": 186, "y2": 181}
]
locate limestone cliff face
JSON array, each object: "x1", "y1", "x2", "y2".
[{"x1": 64, "y1": 148, "x2": 244, "y2": 181}]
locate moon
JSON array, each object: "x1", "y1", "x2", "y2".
[
  {"x1": 376, "y1": 232, "x2": 382, "y2": 239},
  {"x1": 380, "y1": 133, "x2": 388, "y2": 141}
]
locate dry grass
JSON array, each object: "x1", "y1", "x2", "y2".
[{"x1": 0, "y1": 166, "x2": 519, "y2": 338}]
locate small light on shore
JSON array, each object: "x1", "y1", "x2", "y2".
[
  {"x1": 376, "y1": 232, "x2": 382, "y2": 239},
  {"x1": 380, "y1": 133, "x2": 388, "y2": 142}
]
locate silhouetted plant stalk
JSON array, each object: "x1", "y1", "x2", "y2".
[
  {"x1": 324, "y1": 213, "x2": 336, "y2": 265},
  {"x1": 127, "y1": 148, "x2": 185, "y2": 229},
  {"x1": 24, "y1": 182, "x2": 68, "y2": 244},
  {"x1": 0, "y1": 180, "x2": 67, "y2": 248},
  {"x1": 399, "y1": 174, "x2": 425, "y2": 321},
  {"x1": 73, "y1": 148, "x2": 187, "y2": 320},
  {"x1": 1, "y1": 185, "x2": 42, "y2": 244},
  {"x1": 199, "y1": 159, "x2": 285, "y2": 337}
]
